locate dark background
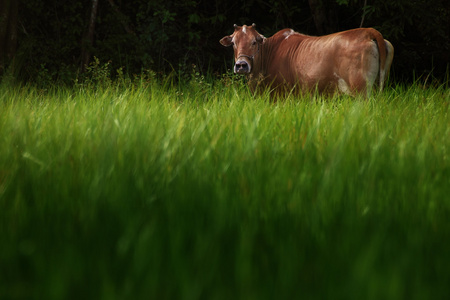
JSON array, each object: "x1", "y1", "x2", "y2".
[{"x1": 1, "y1": 0, "x2": 449, "y2": 84}]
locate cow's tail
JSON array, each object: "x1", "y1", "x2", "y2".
[{"x1": 370, "y1": 29, "x2": 388, "y2": 92}]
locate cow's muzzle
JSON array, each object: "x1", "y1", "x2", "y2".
[{"x1": 234, "y1": 59, "x2": 251, "y2": 74}]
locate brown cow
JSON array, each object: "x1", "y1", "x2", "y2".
[{"x1": 220, "y1": 24, "x2": 394, "y2": 96}]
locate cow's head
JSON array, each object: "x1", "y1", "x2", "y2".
[{"x1": 220, "y1": 24, "x2": 265, "y2": 74}]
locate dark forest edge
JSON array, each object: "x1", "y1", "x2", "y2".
[
  {"x1": 2, "y1": 57, "x2": 448, "y2": 96},
  {"x1": 0, "y1": 0, "x2": 449, "y2": 85}
]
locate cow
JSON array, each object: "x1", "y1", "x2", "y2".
[{"x1": 220, "y1": 24, "x2": 394, "y2": 96}]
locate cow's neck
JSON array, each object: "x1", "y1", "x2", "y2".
[{"x1": 248, "y1": 38, "x2": 274, "y2": 90}]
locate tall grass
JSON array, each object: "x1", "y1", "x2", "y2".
[{"x1": 1, "y1": 78, "x2": 449, "y2": 299}]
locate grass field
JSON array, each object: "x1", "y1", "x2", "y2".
[{"x1": 1, "y1": 77, "x2": 449, "y2": 299}]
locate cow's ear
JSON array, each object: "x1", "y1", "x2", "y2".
[{"x1": 220, "y1": 36, "x2": 233, "y2": 47}]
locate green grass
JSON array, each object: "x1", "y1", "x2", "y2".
[{"x1": 1, "y1": 79, "x2": 449, "y2": 299}]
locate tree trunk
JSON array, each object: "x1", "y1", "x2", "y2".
[
  {"x1": 360, "y1": 0, "x2": 368, "y2": 27},
  {"x1": 81, "y1": 0, "x2": 99, "y2": 72},
  {"x1": 308, "y1": 0, "x2": 338, "y2": 35},
  {"x1": 0, "y1": 0, "x2": 18, "y2": 75},
  {"x1": 107, "y1": 0, "x2": 136, "y2": 36}
]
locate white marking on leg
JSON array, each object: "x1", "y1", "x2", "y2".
[
  {"x1": 338, "y1": 79, "x2": 351, "y2": 94},
  {"x1": 334, "y1": 72, "x2": 351, "y2": 94}
]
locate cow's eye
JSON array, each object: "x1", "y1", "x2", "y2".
[{"x1": 252, "y1": 41, "x2": 257, "y2": 46}]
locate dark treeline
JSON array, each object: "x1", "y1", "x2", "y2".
[{"x1": 0, "y1": 0, "x2": 449, "y2": 84}]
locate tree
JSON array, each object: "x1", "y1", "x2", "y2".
[
  {"x1": 80, "y1": 0, "x2": 99, "y2": 72},
  {"x1": 0, "y1": 0, "x2": 18, "y2": 75},
  {"x1": 308, "y1": 0, "x2": 339, "y2": 34}
]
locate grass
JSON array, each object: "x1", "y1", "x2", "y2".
[{"x1": 1, "y1": 77, "x2": 449, "y2": 299}]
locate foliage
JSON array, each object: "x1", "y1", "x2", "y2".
[{"x1": 77, "y1": 56, "x2": 112, "y2": 88}]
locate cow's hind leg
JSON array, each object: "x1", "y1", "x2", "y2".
[
  {"x1": 381, "y1": 40, "x2": 394, "y2": 91},
  {"x1": 362, "y1": 40, "x2": 380, "y2": 97}
]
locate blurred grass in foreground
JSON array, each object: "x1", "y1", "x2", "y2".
[{"x1": 0, "y1": 79, "x2": 449, "y2": 299}]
